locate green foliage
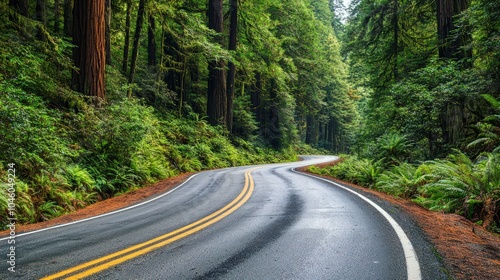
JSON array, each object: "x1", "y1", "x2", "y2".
[
  {"x1": 419, "y1": 152, "x2": 500, "y2": 227},
  {"x1": 468, "y1": 94, "x2": 500, "y2": 153},
  {"x1": 310, "y1": 151, "x2": 500, "y2": 231},
  {"x1": 0, "y1": 89, "x2": 75, "y2": 179},
  {"x1": 315, "y1": 155, "x2": 383, "y2": 188},
  {"x1": 375, "y1": 132, "x2": 414, "y2": 165},
  {"x1": 376, "y1": 163, "x2": 431, "y2": 199}
]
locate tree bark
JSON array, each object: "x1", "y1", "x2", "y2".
[
  {"x1": 437, "y1": 0, "x2": 471, "y2": 61},
  {"x1": 122, "y1": 0, "x2": 132, "y2": 73},
  {"x1": 437, "y1": 0, "x2": 470, "y2": 147},
  {"x1": 147, "y1": 13, "x2": 157, "y2": 66},
  {"x1": 128, "y1": 0, "x2": 147, "y2": 85},
  {"x1": 9, "y1": 0, "x2": 29, "y2": 35},
  {"x1": 251, "y1": 71, "x2": 262, "y2": 125},
  {"x1": 163, "y1": 30, "x2": 181, "y2": 93},
  {"x1": 226, "y1": 0, "x2": 238, "y2": 132},
  {"x1": 207, "y1": 0, "x2": 227, "y2": 126},
  {"x1": 36, "y1": 0, "x2": 47, "y2": 26},
  {"x1": 392, "y1": 0, "x2": 399, "y2": 80},
  {"x1": 36, "y1": 0, "x2": 47, "y2": 40},
  {"x1": 72, "y1": 0, "x2": 106, "y2": 102}
]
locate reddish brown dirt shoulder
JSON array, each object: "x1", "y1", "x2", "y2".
[
  {"x1": 297, "y1": 163, "x2": 500, "y2": 280},
  {"x1": 0, "y1": 172, "x2": 193, "y2": 237}
]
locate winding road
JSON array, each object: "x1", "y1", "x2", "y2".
[{"x1": 1, "y1": 156, "x2": 448, "y2": 279}]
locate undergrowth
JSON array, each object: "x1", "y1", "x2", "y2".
[
  {"x1": 308, "y1": 151, "x2": 500, "y2": 233},
  {"x1": 0, "y1": 92, "x2": 298, "y2": 229}
]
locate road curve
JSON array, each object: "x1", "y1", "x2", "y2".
[{"x1": 1, "y1": 156, "x2": 447, "y2": 279}]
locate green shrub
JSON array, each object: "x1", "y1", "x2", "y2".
[
  {"x1": 376, "y1": 163, "x2": 432, "y2": 198},
  {"x1": 419, "y1": 151, "x2": 500, "y2": 229},
  {"x1": 374, "y1": 132, "x2": 414, "y2": 166}
]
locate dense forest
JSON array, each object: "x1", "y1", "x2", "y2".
[
  {"x1": 0, "y1": 0, "x2": 352, "y2": 227},
  {"x1": 0, "y1": 0, "x2": 499, "y2": 232},
  {"x1": 310, "y1": 0, "x2": 500, "y2": 232}
]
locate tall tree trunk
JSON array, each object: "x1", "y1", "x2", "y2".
[
  {"x1": 54, "y1": 0, "x2": 61, "y2": 33},
  {"x1": 147, "y1": 13, "x2": 157, "y2": 66},
  {"x1": 163, "y1": 30, "x2": 180, "y2": 93},
  {"x1": 437, "y1": 0, "x2": 471, "y2": 61},
  {"x1": 36, "y1": 0, "x2": 47, "y2": 26},
  {"x1": 122, "y1": 0, "x2": 132, "y2": 73},
  {"x1": 207, "y1": 0, "x2": 226, "y2": 126},
  {"x1": 105, "y1": 0, "x2": 112, "y2": 65},
  {"x1": 226, "y1": 0, "x2": 238, "y2": 132},
  {"x1": 392, "y1": 0, "x2": 399, "y2": 80},
  {"x1": 306, "y1": 115, "x2": 319, "y2": 146},
  {"x1": 251, "y1": 71, "x2": 262, "y2": 126},
  {"x1": 437, "y1": 0, "x2": 470, "y2": 147},
  {"x1": 72, "y1": 0, "x2": 106, "y2": 102},
  {"x1": 328, "y1": 118, "x2": 335, "y2": 151},
  {"x1": 128, "y1": 0, "x2": 147, "y2": 86},
  {"x1": 36, "y1": 0, "x2": 47, "y2": 40},
  {"x1": 9, "y1": 0, "x2": 29, "y2": 36},
  {"x1": 63, "y1": 0, "x2": 73, "y2": 37}
]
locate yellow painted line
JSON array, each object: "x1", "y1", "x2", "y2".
[{"x1": 41, "y1": 169, "x2": 257, "y2": 280}]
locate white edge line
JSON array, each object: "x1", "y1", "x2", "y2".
[
  {"x1": 291, "y1": 168, "x2": 422, "y2": 280},
  {"x1": 0, "y1": 173, "x2": 199, "y2": 241}
]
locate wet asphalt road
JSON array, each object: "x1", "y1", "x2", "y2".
[{"x1": 1, "y1": 156, "x2": 448, "y2": 279}]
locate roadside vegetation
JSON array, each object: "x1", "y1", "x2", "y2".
[
  {"x1": 306, "y1": 0, "x2": 500, "y2": 234},
  {"x1": 0, "y1": 87, "x2": 305, "y2": 228},
  {"x1": 0, "y1": 0, "x2": 336, "y2": 229},
  {"x1": 309, "y1": 124, "x2": 500, "y2": 233}
]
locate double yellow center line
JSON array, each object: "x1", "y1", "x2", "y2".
[{"x1": 42, "y1": 168, "x2": 257, "y2": 280}]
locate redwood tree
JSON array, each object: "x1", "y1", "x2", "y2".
[
  {"x1": 226, "y1": 0, "x2": 238, "y2": 132},
  {"x1": 147, "y1": 13, "x2": 156, "y2": 66},
  {"x1": 72, "y1": 0, "x2": 106, "y2": 102},
  {"x1": 437, "y1": 0, "x2": 471, "y2": 61},
  {"x1": 122, "y1": 0, "x2": 132, "y2": 73},
  {"x1": 437, "y1": 0, "x2": 471, "y2": 146},
  {"x1": 207, "y1": 0, "x2": 227, "y2": 126},
  {"x1": 128, "y1": 0, "x2": 146, "y2": 84}
]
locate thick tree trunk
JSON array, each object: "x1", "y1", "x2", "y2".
[
  {"x1": 437, "y1": 0, "x2": 471, "y2": 60},
  {"x1": 122, "y1": 0, "x2": 132, "y2": 73},
  {"x1": 437, "y1": 0, "x2": 471, "y2": 149},
  {"x1": 72, "y1": 0, "x2": 106, "y2": 102},
  {"x1": 163, "y1": 30, "x2": 179, "y2": 93},
  {"x1": 392, "y1": 0, "x2": 399, "y2": 80},
  {"x1": 105, "y1": 0, "x2": 112, "y2": 65},
  {"x1": 226, "y1": 0, "x2": 238, "y2": 132},
  {"x1": 147, "y1": 13, "x2": 157, "y2": 66},
  {"x1": 128, "y1": 0, "x2": 147, "y2": 85},
  {"x1": 328, "y1": 118, "x2": 335, "y2": 151},
  {"x1": 9, "y1": 0, "x2": 29, "y2": 36},
  {"x1": 36, "y1": 0, "x2": 47, "y2": 40},
  {"x1": 63, "y1": 0, "x2": 73, "y2": 37},
  {"x1": 36, "y1": 0, "x2": 47, "y2": 26},
  {"x1": 305, "y1": 115, "x2": 319, "y2": 146},
  {"x1": 207, "y1": 0, "x2": 226, "y2": 126}
]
